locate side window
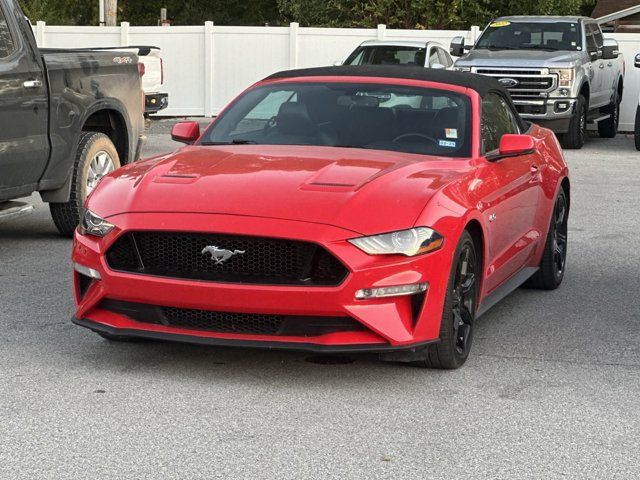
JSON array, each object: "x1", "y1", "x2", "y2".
[
  {"x1": 481, "y1": 93, "x2": 520, "y2": 153},
  {"x1": 0, "y1": 5, "x2": 16, "y2": 58},
  {"x1": 437, "y1": 48, "x2": 452, "y2": 67},
  {"x1": 428, "y1": 48, "x2": 439, "y2": 67},
  {"x1": 585, "y1": 24, "x2": 598, "y2": 53},
  {"x1": 592, "y1": 24, "x2": 604, "y2": 48}
]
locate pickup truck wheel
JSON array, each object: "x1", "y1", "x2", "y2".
[
  {"x1": 49, "y1": 132, "x2": 120, "y2": 236},
  {"x1": 597, "y1": 94, "x2": 620, "y2": 138},
  {"x1": 560, "y1": 95, "x2": 587, "y2": 150},
  {"x1": 634, "y1": 106, "x2": 640, "y2": 151}
]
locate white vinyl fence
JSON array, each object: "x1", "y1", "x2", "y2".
[{"x1": 34, "y1": 21, "x2": 640, "y2": 130}]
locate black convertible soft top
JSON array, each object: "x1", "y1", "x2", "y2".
[{"x1": 265, "y1": 65, "x2": 508, "y2": 97}]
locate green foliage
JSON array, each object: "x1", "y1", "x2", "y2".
[
  {"x1": 120, "y1": 0, "x2": 281, "y2": 26},
  {"x1": 21, "y1": 0, "x2": 97, "y2": 25},
  {"x1": 19, "y1": 0, "x2": 597, "y2": 28},
  {"x1": 277, "y1": 0, "x2": 598, "y2": 29}
]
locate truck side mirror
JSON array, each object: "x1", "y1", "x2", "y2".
[
  {"x1": 602, "y1": 39, "x2": 619, "y2": 60},
  {"x1": 450, "y1": 36, "x2": 466, "y2": 57}
]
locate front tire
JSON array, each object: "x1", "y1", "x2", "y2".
[
  {"x1": 526, "y1": 189, "x2": 569, "y2": 290},
  {"x1": 414, "y1": 230, "x2": 479, "y2": 369},
  {"x1": 560, "y1": 95, "x2": 587, "y2": 150},
  {"x1": 597, "y1": 93, "x2": 620, "y2": 138},
  {"x1": 49, "y1": 132, "x2": 120, "y2": 236}
]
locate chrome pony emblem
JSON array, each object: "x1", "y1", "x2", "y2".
[
  {"x1": 201, "y1": 245, "x2": 245, "y2": 264},
  {"x1": 498, "y1": 78, "x2": 519, "y2": 88}
]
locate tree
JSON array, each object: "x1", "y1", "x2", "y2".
[
  {"x1": 277, "y1": 0, "x2": 597, "y2": 29},
  {"x1": 21, "y1": 0, "x2": 98, "y2": 25}
]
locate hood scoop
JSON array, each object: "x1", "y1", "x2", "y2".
[
  {"x1": 303, "y1": 159, "x2": 396, "y2": 191},
  {"x1": 153, "y1": 173, "x2": 200, "y2": 184}
]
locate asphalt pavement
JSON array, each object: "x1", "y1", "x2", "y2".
[{"x1": 1, "y1": 121, "x2": 639, "y2": 479}]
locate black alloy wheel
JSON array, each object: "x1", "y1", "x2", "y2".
[{"x1": 415, "y1": 230, "x2": 478, "y2": 369}]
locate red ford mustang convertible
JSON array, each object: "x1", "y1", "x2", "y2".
[{"x1": 72, "y1": 66, "x2": 569, "y2": 369}]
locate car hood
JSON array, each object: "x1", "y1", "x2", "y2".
[
  {"x1": 456, "y1": 48, "x2": 582, "y2": 68},
  {"x1": 90, "y1": 145, "x2": 469, "y2": 235}
]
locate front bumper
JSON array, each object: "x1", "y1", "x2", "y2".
[
  {"x1": 71, "y1": 212, "x2": 453, "y2": 352},
  {"x1": 515, "y1": 98, "x2": 576, "y2": 133}
]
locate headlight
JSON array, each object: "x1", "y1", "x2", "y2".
[
  {"x1": 550, "y1": 68, "x2": 574, "y2": 87},
  {"x1": 348, "y1": 227, "x2": 444, "y2": 257},
  {"x1": 455, "y1": 66, "x2": 471, "y2": 72},
  {"x1": 78, "y1": 208, "x2": 114, "y2": 237}
]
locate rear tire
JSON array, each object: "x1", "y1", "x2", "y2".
[
  {"x1": 634, "y1": 106, "x2": 640, "y2": 151},
  {"x1": 526, "y1": 189, "x2": 568, "y2": 290},
  {"x1": 414, "y1": 230, "x2": 479, "y2": 369},
  {"x1": 597, "y1": 93, "x2": 620, "y2": 138},
  {"x1": 49, "y1": 132, "x2": 120, "y2": 236},
  {"x1": 560, "y1": 95, "x2": 587, "y2": 150}
]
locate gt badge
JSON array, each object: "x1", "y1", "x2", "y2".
[{"x1": 201, "y1": 245, "x2": 245, "y2": 264}]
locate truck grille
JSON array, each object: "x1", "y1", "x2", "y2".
[
  {"x1": 106, "y1": 231, "x2": 348, "y2": 286},
  {"x1": 99, "y1": 299, "x2": 365, "y2": 337},
  {"x1": 476, "y1": 68, "x2": 556, "y2": 102}
]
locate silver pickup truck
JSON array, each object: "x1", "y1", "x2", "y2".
[{"x1": 451, "y1": 16, "x2": 624, "y2": 149}]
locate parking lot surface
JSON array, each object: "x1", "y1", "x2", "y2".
[{"x1": 1, "y1": 121, "x2": 639, "y2": 479}]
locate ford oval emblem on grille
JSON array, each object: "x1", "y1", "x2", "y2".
[
  {"x1": 499, "y1": 78, "x2": 519, "y2": 88},
  {"x1": 201, "y1": 245, "x2": 245, "y2": 264}
]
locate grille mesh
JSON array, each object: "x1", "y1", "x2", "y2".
[
  {"x1": 162, "y1": 307, "x2": 284, "y2": 334},
  {"x1": 106, "y1": 231, "x2": 348, "y2": 286},
  {"x1": 99, "y1": 299, "x2": 366, "y2": 337}
]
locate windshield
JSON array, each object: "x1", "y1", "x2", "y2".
[
  {"x1": 200, "y1": 82, "x2": 471, "y2": 157},
  {"x1": 476, "y1": 21, "x2": 582, "y2": 51},
  {"x1": 344, "y1": 46, "x2": 426, "y2": 67}
]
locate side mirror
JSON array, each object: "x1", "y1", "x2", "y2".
[
  {"x1": 450, "y1": 36, "x2": 466, "y2": 57},
  {"x1": 486, "y1": 134, "x2": 535, "y2": 161},
  {"x1": 602, "y1": 39, "x2": 619, "y2": 60},
  {"x1": 171, "y1": 121, "x2": 200, "y2": 144},
  {"x1": 635, "y1": 53, "x2": 640, "y2": 68},
  {"x1": 431, "y1": 63, "x2": 446, "y2": 70}
]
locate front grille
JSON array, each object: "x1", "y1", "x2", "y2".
[
  {"x1": 106, "y1": 231, "x2": 348, "y2": 286},
  {"x1": 100, "y1": 299, "x2": 365, "y2": 337},
  {"x1": 476, "y1": 68, "x2": 556, "y2": 101}
]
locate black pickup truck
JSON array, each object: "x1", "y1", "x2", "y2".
[{"x1": 0, "y1": 0, "x2": 144, "y2": 235}]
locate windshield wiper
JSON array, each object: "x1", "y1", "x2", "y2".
[
  {"x1": 522, "y1": 45, "x2": 560, "y2": 51},
  {"x1": 201, "y1": 139, "x2": 258, "y2": 145},
  {"x1": 479, "y1": 45, "x2": 520, "y2": 50}
]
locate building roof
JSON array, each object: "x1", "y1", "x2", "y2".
[
  {"x1": 265, "y1": 65, "x2": 507, "y2": 97},
  {"x1": 592, "y1": 0, "x2": 640, "y2": 19}
]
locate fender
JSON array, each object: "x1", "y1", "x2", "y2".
[{"x1": 39, "y1": 98, "x2": 133, "y2": 203}]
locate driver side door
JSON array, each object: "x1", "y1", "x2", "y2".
[{"x1": 477, "y1": 93, "x2": 542, "y2": 294}]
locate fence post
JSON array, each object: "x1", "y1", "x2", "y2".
[
  {"x1": 120, "y1": 21, "x2": 130, "y2": 46},
  {"x1": 470, "y1": 25, "x2": 480, "y2": 43},
  {"x1": 204, "y1": 21, "x2": 215, "y2": 117},
  {"x1": 377, "y1": 24, "x2": 386, "y2": 40},
  {"x1": 35, "y1": 21, "x2": 45, "y2": 46},
  {"x1": 289, "y1": 22, "x2": 299, "y2": 69}
]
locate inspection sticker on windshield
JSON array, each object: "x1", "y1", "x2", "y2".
[
  {"x1": 445, "y1": 128, "x2": 458, "y2": 139},
  {"x1": 490, "y1": 21, "x2": 510, "y2": 28},
  {"x1": 439, "y1": 140, "x2": 456, "y2": 148}
]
